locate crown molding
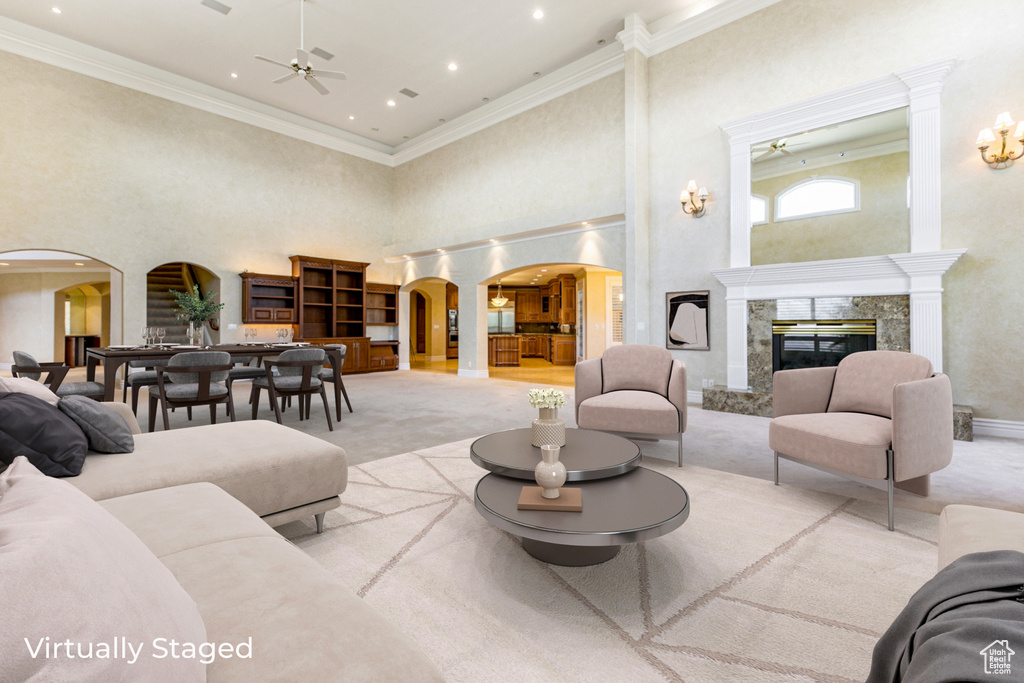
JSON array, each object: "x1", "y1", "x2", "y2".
[
  {"x1": 391, "y1": 44, "x2": 625, "y2": 165},
  {"x1": 616, "y1": 15, "x2": 652, "y2": 57},
  {"x1": 649, "y1": 0, "x2": 785, "y2": 56},
  {"x1": 0, "y1": 16, "x2": 395, "y2": 166}
]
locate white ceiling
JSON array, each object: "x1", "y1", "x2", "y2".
[
  {"x1": 0, "y1": 250, "x2": 110, "y2": 272},
  {"x1": 493, "y1": 264, "x2": 618, "y2": 287},
  {"x1": 0, "y1": 0, "x2": 699, "y2": 149}
]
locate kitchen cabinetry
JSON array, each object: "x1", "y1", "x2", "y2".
[
  {"x1": 551, "y1": 336, "x2": 576, "y2": 366},
  {"x1": 241, "y1": 273, "x2": 297, "y2": 324},
  {"x1": 488, "y1": 335, "x2": 521, "y2": 366}
]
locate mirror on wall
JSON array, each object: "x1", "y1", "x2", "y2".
[{"x1": 749, "y1": 107, "x2": 909, "y2": 266}]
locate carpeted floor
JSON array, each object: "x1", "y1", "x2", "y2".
[{"x1": 279, "y1": 441, "x2": 939, "y2": 682}]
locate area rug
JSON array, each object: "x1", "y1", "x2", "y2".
[{"x1": 279, "y1": 438, "x2": 940, "y2": 682}]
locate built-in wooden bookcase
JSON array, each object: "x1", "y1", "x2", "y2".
[{"x1": 365, "y1": 283, "x2": 398, "y2": 325}]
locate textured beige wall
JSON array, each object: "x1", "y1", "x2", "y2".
[
  {"x1": 751, "y1": 152, "x2": 910, "y2": 264},
  {"x1": 392, "y1": 75, "x2": 625, "y2": 239},
  {"x1": 647, "y1": 0, "x2": 1024, "y2": 420},
  {"x1": 0, "y1": 50, "x2": 395, "y2": 345}
]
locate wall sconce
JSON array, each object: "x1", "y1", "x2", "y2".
[
  {"x1": 680, "y1": 180, "x2": 708, "y2": 217},
  {"x1": 977, "y1": 111, "x2": 1024, "y2": 169}
]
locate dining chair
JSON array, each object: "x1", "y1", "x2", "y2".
[
  {"x1": 12, "y1": 350, "x2": 105, "y2": 400},
  {"x1": 319, "y1": 344, "x2": 353, "y2": 421},
  {"x1": 225, "y1": 355, "x2": 267, "y2": 414},
  {"x1": 122, "y1": 358, "x2": 170, "y2": 415},
  {"x1": 252, "y1": 348, "x2": 333, "y2": 431},
  {"x1": 148, "y1": 351, "x2": 234, "y2": 432}
]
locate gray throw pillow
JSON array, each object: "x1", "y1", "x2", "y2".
[
  {"x1": 0, "y1": 394, "x2": 87, "y2": 476},
  {"x1": 57, "y1": 396, "x2": 135, "y2": 454}
]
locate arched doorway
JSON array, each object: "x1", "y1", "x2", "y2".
[
  {"x1": 0, "y1": 249, "x2": 123, "y2": 368},
  {"x1": 147, "y1": 262, "x2": 220, "y2": 344},
  {"x1": 479, "y1": 263, "x2": 620, "y2": 385},
  {"x1": 402, "y1": 277, "x2": 457, "y2": 374}
]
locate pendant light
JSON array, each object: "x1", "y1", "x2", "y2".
[{"x1": 490, "y1": 280, "x2": 508, "y2": 308}]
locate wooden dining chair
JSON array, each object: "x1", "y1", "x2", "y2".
[
  {"x1": 148, "y1": 351, "x2": 234, "y2": 432},
  {"x1": 12, "y1": 350, "x2": 105, "y2": 400},
  {"x1": 319, "y1": 344, "x2": 353, "y2": 421},
  {"x1": 122, "y1": 358, "x2": 170, "y2": 415},
  {"x1": 252, "y1": 348, "x2": 332, "y2": 431}
]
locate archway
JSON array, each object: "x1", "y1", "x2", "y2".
[
  {"x1": 478, "y1": 263, "x2": 621, "y2": 385},
  {"x1": 400, "y1": 277, "x2": 457, "y2": 373},
  {"x1": 146, "y1": 262, "x2": 221, "y2": 344},
  {"x1": 0, "y1": 249, "x2": 123, "y2": 368}
]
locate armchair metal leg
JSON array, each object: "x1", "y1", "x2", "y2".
[
  {"x1": 774, "y1": 451, "x2": 779, "y2": 485},
  {"x1": 314, "y1": 512, "x2": 325, "y2": 534},
  {"x1": 677, "y1": 435, "x2": 683, "y2": 467},
  {"x1": 887, "y1": 449, "x2": 895, "y2": 531}
]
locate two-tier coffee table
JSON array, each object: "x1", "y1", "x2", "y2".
[{"x1": 471, "y1": 428, "x2": 689, "y2": 566}]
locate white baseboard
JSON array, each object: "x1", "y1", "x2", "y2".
[
  {"x1": 457, "y1": 368, "x2": 490, "y2": 379},
  {"x1": 687, "y1": 390, "x2": 703, "y2": 405},
  {"x1": 974, "y1": 418, "x2": 1024, "y2": 440}
]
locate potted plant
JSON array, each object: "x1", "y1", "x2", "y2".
[{"x1": 171, "y1": 285, "x2": 225, "y2": 346}]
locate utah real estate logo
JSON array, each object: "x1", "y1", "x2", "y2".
[{"x1": 980, "y1": 640, "x2": 1015, "y2": 675}]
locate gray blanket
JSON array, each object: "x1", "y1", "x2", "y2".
[{"x1": 868, "y1": 550, "x2": 1024, "y2": 683}]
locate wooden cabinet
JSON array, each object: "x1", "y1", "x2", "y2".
[
  {"x1": 290, "y1": 256, "x2": 369, "y2": 340},
  {"x1": 551, "y1": 336, "x2": 576, "y2": 366},
  {"x1": 488, "y1": 335, "x2": 521, "y2": 366},
  {"x1": 556, "y1": 275, "x2": 576, "y2": 325},
  {"x1": 299, "y1": 337, "x2": 370, "y2": 373},
  {"x1": 369, "y1": 341, "x2": 399, "y2": 371},
  {"x1": 241, "y1": 273, "x2": 297, "y2": 324},
  {"x1": 366, "y1": 283, "x2": 398, "y2": 325}
]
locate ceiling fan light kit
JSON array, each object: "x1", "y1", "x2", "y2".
[{"x1": 254, "y1": 0, "x2": 347, "y2": 95}]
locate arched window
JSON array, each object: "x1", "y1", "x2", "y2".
[
  {"x1": 750, "y1": 194, "x2": 768, "y2": 226},
  {"x1": 775, "y1": 176, "x2": 859, "y2": 222}
]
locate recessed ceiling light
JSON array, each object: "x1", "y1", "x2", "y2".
[
  {"x1": 533, "y1": 72, "x2": 541, "y2": 77},
  {"x1": 489, "y1": 239, "x2": 497, "y2": 243},
  {"x1": 200, "y1": 0, "x2": 232, "y2": 15},
  {"x1": 541, "y1": 269, "x2": 548, "y2": 272},
  {"x1": 51, "y1": 7, "x2": 61, "y2": 14},
  {"x1": 74, "y1": 262, "x2": 84, "y2": 266},
  {"x1": 403, "y1": 136, "x2": 409, "y2": 139},
  {"x1": 230, "y1": 73, "x2": 238, "y2": 78},
  {"x1": 448, "y1": 63, "x2": 458, "y2": 71},
  {"x1": 533, "y1": 9, "x2": 544, "y2": 19},
  {"x1": 597, "y1": 39, "x2": 606, "y2": 45},
  {"x1": 582, "y1": 221, "x2": 589, "y2": 225},
  {"x1": 371, "y1": 127, "x2": 379, "y2": 131},
  {"x1": 482, "y1": 97, "x2": 490, "y2": 102},
  {"x1": 349, "y1": 115, "x2": 355, "y2": 120},
  {"x1": 0, "y1": 262, "x2": 8, "y2": 266},
  {"x1": 387, "y1": 100, "x2": 396, "y2": 107},
  {"x1": 438, "y1": 118, "x2": 446, "y2": 123},
  {"x1": 402, "y1": 255, "x2": 409, "y2": 259},
  {"x1": 437, "y1": 249, "x2": 444, "y2": 253}
]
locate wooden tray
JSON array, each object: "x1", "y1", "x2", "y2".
[{"x1": 517, "y1": 486, "x2": 582, "y2": 512}]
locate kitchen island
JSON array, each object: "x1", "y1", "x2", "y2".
[{"x1": 488, "y1": 334, "x2": 522, "y2": 367}]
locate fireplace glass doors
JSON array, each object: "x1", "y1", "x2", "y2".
[{"x1": 772, "y1": 320, "x2": 876, "y2": 373}]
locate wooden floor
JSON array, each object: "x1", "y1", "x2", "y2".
[{"x1": 409, "y1": 357, "x2": 574, "y2": 387}]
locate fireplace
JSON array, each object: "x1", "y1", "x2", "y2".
[{"x1": 772, "y1": 320, "x2": 877, "y2": 373}]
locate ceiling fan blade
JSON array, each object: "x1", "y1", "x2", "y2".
[
  {"x1": 255, "y1": 55, "x2": 293, "y2": 69},
  {"x1": 315, "y1": 69, "x2": 347, "y2": 80},
  {"x1": 777, "y1": 138, "x2": 788, "y2": 146},
  {"x1": 273, "y1": 72, "x2": 300, "y2": 84},
  {"x1": 306, "y1": 75, "x2": 329, "y2": 95},
  {"x1": 297, "y1": 48, "x2": 311, "y2": 67},
  {"x1": 753, "y1": 150, "x2": 774, "y2": 161},
  {"x1": 779, "y1": 148, "x2": 794, "y2": 157}
]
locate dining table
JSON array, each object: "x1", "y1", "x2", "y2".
[{"x1": 85, "y1": 343, "x2": 345, "y2": 405}]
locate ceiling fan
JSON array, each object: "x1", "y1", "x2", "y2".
[
  {"x1": 752, "y1": 138, "x2": 799, "y2": 161},
  {"x1": 254, "y1": 0, "x2": 346, "y2": 96}
]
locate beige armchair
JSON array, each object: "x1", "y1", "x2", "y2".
[
  {"x1": 769, "y1": 350, "x2": 953, "y2": 530},
  {"x1": 575, "y1": 345, "x2": 687, "y2": 466}
]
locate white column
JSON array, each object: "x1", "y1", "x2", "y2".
[
  {"x1": 457, "y1": 283, "x2": 489, "y2": 378},
  {"x1": 725, "y1": 294, "x2": 749, "y2": 390},
  {"x1": 728, "y1": 135, "x2": 753, "y2": 268},
  {"x1": 397, "y1": 289, "x2": 411, "y2": 370},
  {"x1": 618, "y1": 15, "x2": 651, "y2": 344},
  {"x1": 909, "y1": 287, "x2": 944, "y2": 372}
]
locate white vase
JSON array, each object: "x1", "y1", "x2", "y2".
[
  {"x1": 532, "y1": 407, "x2": 566, "y2": 447},
  {"x1": 534, "y1": 444, "x2": 567, "y2": 499}
]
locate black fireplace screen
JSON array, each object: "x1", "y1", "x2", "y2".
[{"x1": 772, "y1": 320, "x2": 876, "y2": 373}]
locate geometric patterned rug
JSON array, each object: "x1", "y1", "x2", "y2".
[{"x1": 280, "y1": 438, "x2": 940, "y2": 682}]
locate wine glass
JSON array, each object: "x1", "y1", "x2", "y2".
[
  {"x1": 141, "y1": 325, "x2": 149, "y2": 346},
  {"x1": 156, "y1": 327, "x2": 165, "y2": 345}
]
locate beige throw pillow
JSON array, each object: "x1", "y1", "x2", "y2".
[
  {"x1": 0, "y1": 375, "x2": 60, "y2": 407},
  {"x1": 0, "y1": 457, "x2": 207, "y2": 682}
]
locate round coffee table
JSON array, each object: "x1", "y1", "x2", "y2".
[
  {"x1": 474, "y1": 468, "x2": 689, "y2": 566},
  {"x1": 470, "y1": 428, "x2": 641, "y2": 482}
]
